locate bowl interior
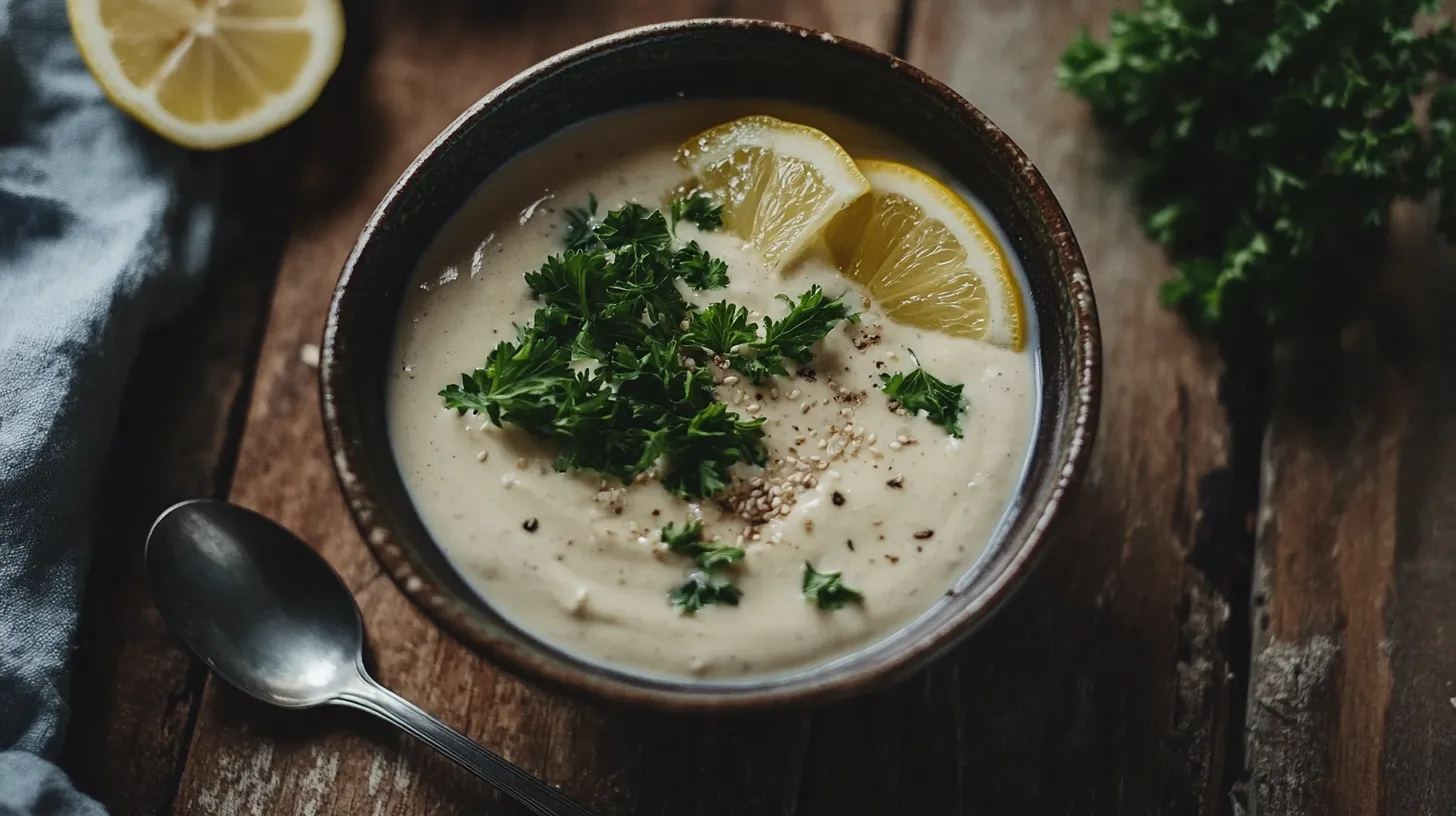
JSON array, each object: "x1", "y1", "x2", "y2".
[{"x1": 323, "y1": 20, "x2": 1097, "y2": 709}]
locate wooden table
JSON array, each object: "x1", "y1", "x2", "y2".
[{"x1": 59, "y1": 1, "x2": 1456, "y2": 813}]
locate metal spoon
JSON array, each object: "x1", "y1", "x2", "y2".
[{"x1": 146, "y1": 499, "x2": 594, "y2": 816}]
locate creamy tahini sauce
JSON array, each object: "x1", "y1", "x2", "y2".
[{"x1": 387, "y1": 101, "x2": 1036, "y2": 680}]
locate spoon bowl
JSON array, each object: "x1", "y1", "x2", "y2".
[
  {"x1": 147, "y1": 499, "x2": 364, "y2": 708},
  {"x1": 145, "y1": 499, "x2": 594, "y2": 816}
]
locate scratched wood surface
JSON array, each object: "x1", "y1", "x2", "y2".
[
  {"x1": 66, "y1": 0, "x2": 1456, "y2": 813},
  {"x1": 1247, "y1": 199, "x2": 1456, "y2": 815}
]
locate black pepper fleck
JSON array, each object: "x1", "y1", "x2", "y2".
[
  {"x1": 847, "y1": 539, "x2": 855, "y2": 551},
  {"x1": 914, "y1": 530, "x2": 934, "y2": 540},
  {"x1": 523, "y1": 518, "x2": 539, "y2": 532},
  {"x1": 651, "y1": 509, "x2": 661, "y2": 516},
  {"x1": 886, "y1": 475, "x2": 905, "y2": 488},
  {"x1": 832, "y1": 491, "x2": 846, "y2": 506},
  {"x1": 796, "y1": 366, "x2": 817, "y2": 381}
]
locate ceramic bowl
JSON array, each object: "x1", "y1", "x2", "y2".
[{"x1": 322, "y1": 18, "x2": 1100, "y2": 710}]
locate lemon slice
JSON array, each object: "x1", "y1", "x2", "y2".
[
  {"x1": 677, "y1": 116, "x2": 870, "y2": 270},
  {"x1": 68, "y1": 0, "x2": 344, "y2": 150},
  {"x1": 826, "y1": 159, "x2": 1025, "y2": 349}
]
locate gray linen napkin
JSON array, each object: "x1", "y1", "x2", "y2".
[{"x1": 0, "y1": 0, "x2": 219, "y2": 810}]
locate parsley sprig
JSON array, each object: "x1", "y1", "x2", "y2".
[
  {"x1": 661, "y1": 520, "x2": 745, "y2": 571},
  {"x1": 669, "y1": 192, "x2": 724, "y2": 232},
  {"x1": 1061, "y1": 0, "x2": 1456, "y2": 333},
  {"x1": 661, "y1": 520, "x2": 744, "y2": 611},
  {"x1": 683, "y1": 287, "x2": 858, "y2": 383},
  {"x1": 880, "y1": 355, "x2": 967, "y2": 437},
  {"x1": 669, "y1": 572, "x2": 742, "y2": 612},
  {"x1": 802, "y1": 562, "x2": 863, "y2": 611}
]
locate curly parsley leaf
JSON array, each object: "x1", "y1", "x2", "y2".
[
  {"x1": 674, "y1": 242, "x2": 730, "y2": 289},
  {"x1": 669, "y1": 193, "x2": 724, "y2": 232},
  {"x1": 661, "y1": 520, "x2": 745, "y2": 570},
  {"x1": 802, "y1": 562, "x2": 863, "y2": 610},
  {"x1": 880, "y1": 357, "x2": 967, "y2": 437},
  {"x1": 682, "y1": 301, "x2": 758, "y2": 356},
  {"x1": 439, "y1": 333, "x2": 573, "y2": 433},
  {"x1": 1059, "y1": 0, "x2": 1456, "y2": 333},
  {"x1": 728, "y1": 285, "x2": 858, "y2": 382},
  {"x1": 669, "y1": 572, "x2": 742, "y2": 613},
  {"x1": 661, "y1": 520, "x2": 705, "y2": 553},
  {"x1": 595, "y1": 202, "x2": 672, "y2": 258}
]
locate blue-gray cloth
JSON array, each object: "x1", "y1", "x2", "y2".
[{"x1": 1, "y1": 0, "x2": 218, "y2": 811}]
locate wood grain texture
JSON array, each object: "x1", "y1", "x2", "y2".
[
  {"x1": 62, "y1": 135, "x2": 304, "y2": 815},
  {"x1": 170, "y1": 3, "x2": 902, "y2": 815},
  {"x1": 1248, "y1": 201, "x2": 1456, "y2": 815},
  {"x1": 905, "y1": 1, "x2": 1243, "y2": 812}
]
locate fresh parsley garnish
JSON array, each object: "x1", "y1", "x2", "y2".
[
  {"x1": 661, "y1": 520, "x2": 705, "y2": 553},
  {"x1": 879, "y1": 356, "x2": 967, "y2": 437},
  {"x1": 445, "y1": 199, "x2": 779, "y2": 499},
  {"x1": 563, "y1": 193, "x2": 599, "y2": 251},
  {"x1": 669, "y1": 572, "x2": 742, "y2": 613},
  {"x1": 720, "y1": 285, "x2": 858, "y2": 383},
  {"x1": 682, "y1": 301, "x2": 758, "y2": 356},
  {"x1": 439, "y1": 333, "x2": 572, "y2": 434},
  {"x1": 674, "y1": 242, "x2": 730, "y2": 289},
  {"x1": 661, "y1": 520, "x2": 745, "y2": 570},
  {"x1": 594, "y1": 202, "x2": 671, "y2": 259},
  {"x1": 802, "y1": 562, "x2": 862, "y2": 610},
  {"x1": 1060, "y1": 0, "x2": 1456, "y2": 332},
  {"x1": 669, "y1": 192, "x2": 724, "y2": 232}
]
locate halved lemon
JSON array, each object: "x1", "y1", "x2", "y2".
[
  {"x1": 826, "y1": 160, "x2": 1025, "y2": 349},
  {"x1": 68, "y1": 0, "x2": 344, "y2": 150},
  {"x1": 677, "y1": 116, "x2": 870, "y2": 270}
]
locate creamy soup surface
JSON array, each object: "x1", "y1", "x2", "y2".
[{"x1": 387, "y1": 101, "x2": 1038, "y2": 680}]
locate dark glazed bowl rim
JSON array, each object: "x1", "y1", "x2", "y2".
[{"x1": 322, "y1": 18, "x2": 1101, "y2": 711}]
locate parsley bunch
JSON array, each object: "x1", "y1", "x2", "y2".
[
  {"x1": 1061, "y1": 0, "x2": 1456, "y2": 332},
  {"x1": 441, "y1": 198, "x2": 858, "y2": 499}
]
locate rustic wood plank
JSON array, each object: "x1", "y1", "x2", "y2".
[
  {"x1": 1248, "y1": 201, "x2": 1456, "y2": 814},
  {"x1": 61, "y1": 134, "x2": 305, "y2": 814},
  {"x1": 895, "y1": 1, "x2": 1246, "y2": 812},
  {"x1": 171, "y1": 3, "x2": 904, "y2": 815}
]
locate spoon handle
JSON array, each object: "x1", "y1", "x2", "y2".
[{"x1": 337, "y1": 676, "x2": 594, "y2": 816}]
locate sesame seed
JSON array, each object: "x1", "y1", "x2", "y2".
[
  {"x1": 789, "y1": 389, "x2": 802, "y2": 399},
  {"x1": 889, "y1": 441, "x2": 902, "y2": 450},
  {"x1": 801, "y1": 402, "x2": 812, "y2": 414},
  {"x1": 896, "y1": 435, "x2": 910, "y2": 444},
  {"x1": 723, "y1": 375, "x2": 740, "y2": 386},
  {"x1": 746, "y1": 403, "x2": 762, "y2": 415},
  {"x1": 867, "y1": 433, "x2": 877, "y2": 445},
  {"x1": 771, "y1": 388, "x2": 781, "y2": 399},
  {"x1": 476, "y1": 450, "x2": 488, "y2": 462}
]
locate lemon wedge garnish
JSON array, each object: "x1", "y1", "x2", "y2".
[
  {"x1": 677, "y1": 116, "x2": 870, "y2": 271},
  {"x1": 68, "y1": 0, "x2": 344, "y2": 150},
  {"x1": 825, "y1": 159, "x2": 1025, "y2": 350}
]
